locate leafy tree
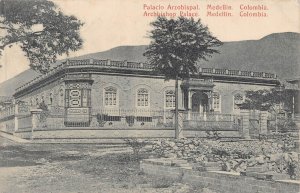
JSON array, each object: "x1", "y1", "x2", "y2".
[
  {"x1": 240, "y1": 88, "x2": 294, "y2": 112},
  {"x1": 0, "y1": 0, "x2": 83, "y2": 73},
  {"x1": 240, "y1": 87, "x2": 299, "y2": 133},
  {"x1": 144, "y1": 17, "x2": 222, "y2": 138}
]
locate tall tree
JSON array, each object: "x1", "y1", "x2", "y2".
[
  {"x1": 0, "y1": 0, "x2": 83, "y2": 73},
  {"x1": 144, "y1": 17, "x2": 222, "y2": 138}
]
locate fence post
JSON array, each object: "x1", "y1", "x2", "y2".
[
  {"x1": 30, "y1": 109, "x2": 42, "y2": 140},
  {"x1": 177, "y1": 109, "x2": 185, "y2": 139},
  {"x1": 240, "y1": 110, "x2": 250, "y2": 139},
  {"x1": 260, "y1": 111, "x2": 268, "y2": 134},
  {"x1": 14, "y1": 102, "x2": 18, "y2": 132}
]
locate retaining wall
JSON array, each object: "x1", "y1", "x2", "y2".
[{"x1": 140, "y1": 159, "x2": 300, "y2": 193}]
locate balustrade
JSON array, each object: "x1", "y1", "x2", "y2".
[{"x1": 15, "y1": 58, "x2": 277, "y2": 93}]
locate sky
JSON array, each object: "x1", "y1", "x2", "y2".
[{"x1": 0, "y1": 0, "x2": 299, "y2": 83}]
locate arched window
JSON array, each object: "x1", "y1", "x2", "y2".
[
  {"x1": 104, "y1": 87, "x2": 117, "y2": 106},
  {"x1": 165, "y1": 90, "x2": 175, "y2": 108},
  {"x1": 213, "y1": 92, "x2": 221, "y2": 111},
  {"x1": 137, "y1": 88, "x2": 149, "y2": 107},
  {"x1": 59, "y1": 89, "x2": 64, "y2": 107},
  {"x1": 233, "y1": 93, "x2": 244, "y2": 110},
  {"x1": 41, "y1": 95, "x2": 45, "y2": 103},
  {"x1": 36, "y1": 97, "x2": 39, "y2": 106},
  {"x1": 49, "y1": 93, "x2": 53, "y2": 105}
]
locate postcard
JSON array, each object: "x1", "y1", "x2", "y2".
[{"x1": 0, "y1": 0, "x2": 299, "y2": 192}]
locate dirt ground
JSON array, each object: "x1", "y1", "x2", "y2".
[{"x1": 0, "y1": 137, "x2": 206, "y2": 193}]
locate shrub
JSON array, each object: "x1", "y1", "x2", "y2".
[
  {"x1": 277, "y1": 118, "x2": 298, "y2": 132},
  {"x1": 126, "y1": 116, "x2": 135, "y2": 126},
  {"x1": 38, "y1": 101, "x2": 49, "y2": 127},
  {"x1": 96, "y1": 113, "x2": 108, "y2": 127},
  {"x1": 205, "y1": 131, "x2": 221, "y2": 140},
  {"x1": 124, "y1": 138, "x2": 148, "y2": 160}
]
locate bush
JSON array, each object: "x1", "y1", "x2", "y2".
[
  {"x1": 38, "y1": 101, "x2": 49, "y2": 127},
  {"x1": 96, "y1": 113, "x2": 108, "y2": 127},
  {"x1": 277, "y1": 118, "x2": 298, "y2": 132},
  {"x1": 125, "y1": 138, "x2": 148, "y2": 160},
  {"x1": 126, "y1": 116, "x2": 135, "y2": 126}
]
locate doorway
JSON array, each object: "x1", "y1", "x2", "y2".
[{"x1": 192, "y1": 92, "x2": 209, "y2": 115}]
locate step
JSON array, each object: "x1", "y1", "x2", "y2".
[
  {"x1": 31, "y1": 138, "x2": 128, "y2": 144},
  {"x1": 0, "y1": 131, "x2": 30, "y2": 143},
  {"x1": 246, "y1": 172, "x2": 273, "y2": 180}
]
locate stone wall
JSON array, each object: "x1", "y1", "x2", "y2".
[
  {"x1": 0, "y1": 116, "x2": 15, "y2": 133},
  {"x1": 14, "y1": 128, "x2": 175, "y2": 140},
  {"x1": 14, "y1": 128, "x2": 243, "y2": 140},
  {"x1": 141, "y1": 160, "x2": 300, "y2": 193}
]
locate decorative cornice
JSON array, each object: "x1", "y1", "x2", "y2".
[{"x1": 14, "y1": 58, "x2": 279, "y2": 97}]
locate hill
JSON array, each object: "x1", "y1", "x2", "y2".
[{"x1": 0, "y1": 32, "x2": 299, "y2": 97}]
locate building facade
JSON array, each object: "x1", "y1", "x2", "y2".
[{"x1": 12, "y1": 59, "x2": 279, "y2": 129}]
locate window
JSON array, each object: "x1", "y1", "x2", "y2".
[
  {"x1": 65, "y1": 89, "x2": 90, "y2": 108},
  {"x1": 234, "y1": 93, "x2": 244, "y2": 110},
  {"x1": 69, "y1": 90, "x2": 81, "y2": 107},
  {"x1": 104, "y1": 87, "x2": 117, "y2": 106},
  {"x1": 59, "y1": 89, "x2": 64, "y2": 106},
  {"x1": 137, "y1": 88, "x2": 149, "y2": 107},
  {"x1": 36, "y1": 97, "x2": 39, "y2": 106},
  {"x1": 165, "y1": 90, "x2": 175, "y2": 108},
  {"x1": 213, "y1": 92, "x2": 221, "y2": 111},
  {"x1": 49, "y1": 93, "x2": 53, "y2": 105}
]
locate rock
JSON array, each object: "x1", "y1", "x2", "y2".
[
  {"x1": 193, "y1": 141, "x2": 199, "y2": 146},
  {"x1": 177, "y1": 143, "x2": 184, "y2": 147},
  {"x1": 231, "y1": 160, "x2": 239, "y2": 168},
  {"x1": 269, "y1": 153, "x2": 282, "y2": 162},
  {"x1": 195, "y1": 155, "x2": 206, "y2": 162},
  {"x1": 239, "y1": 162, "x2": 247, "y2": 172},
  {"x1": 255, "y1": 155, "x2": 265, "y2": 164},
  {"x1": 168, "y1": 141, "x2": 176, "y2": 147},
  {"x1": 288, "y1": 152, "x2": 299, "y2": 162},
  {"x1": 184, "y1": 139, "x2": 192, "y2": 145},
  {"x1": 177, "y1": 152, "x2": 183, "y2": 157},
  {"x1": 36, "y1": 158, "x2": 48, "y2": 164},
  {"x1": 165, "y1": 153, "x2": 177, "y2": 158}
]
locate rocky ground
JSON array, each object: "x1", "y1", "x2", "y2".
[{"x1": 0, "y1": 137, "x2": 212, "y2": 193}]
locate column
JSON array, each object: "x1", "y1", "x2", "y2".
[
  {"x1": 292, "y1": 95, "x2": 295, "y2": 119},
  {"x1": 188, "y1": 90, "x2": 192, "y2": 120},
  {"x1": 14, "y1": 100, "x2": 18, "y2": 132},
  {"x1": 208, "y1": 91, "x2": 213, "y2": 112},
  {"x1": 240, "y1": 109, "x2": 250, "y2": 139},
  {"x1": 181, "y1": 89, "x2": 185, "y2": 110},
  {"x1": 260, "y1": 111, "x2": 268, "y2": 134},
  {"x1": 177, "y1": 109, "x2": 185, "y2": 139}
]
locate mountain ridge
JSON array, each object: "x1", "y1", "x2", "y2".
[{"x1": 0, "y1": 32, "x2": 299, "y2": 97}]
